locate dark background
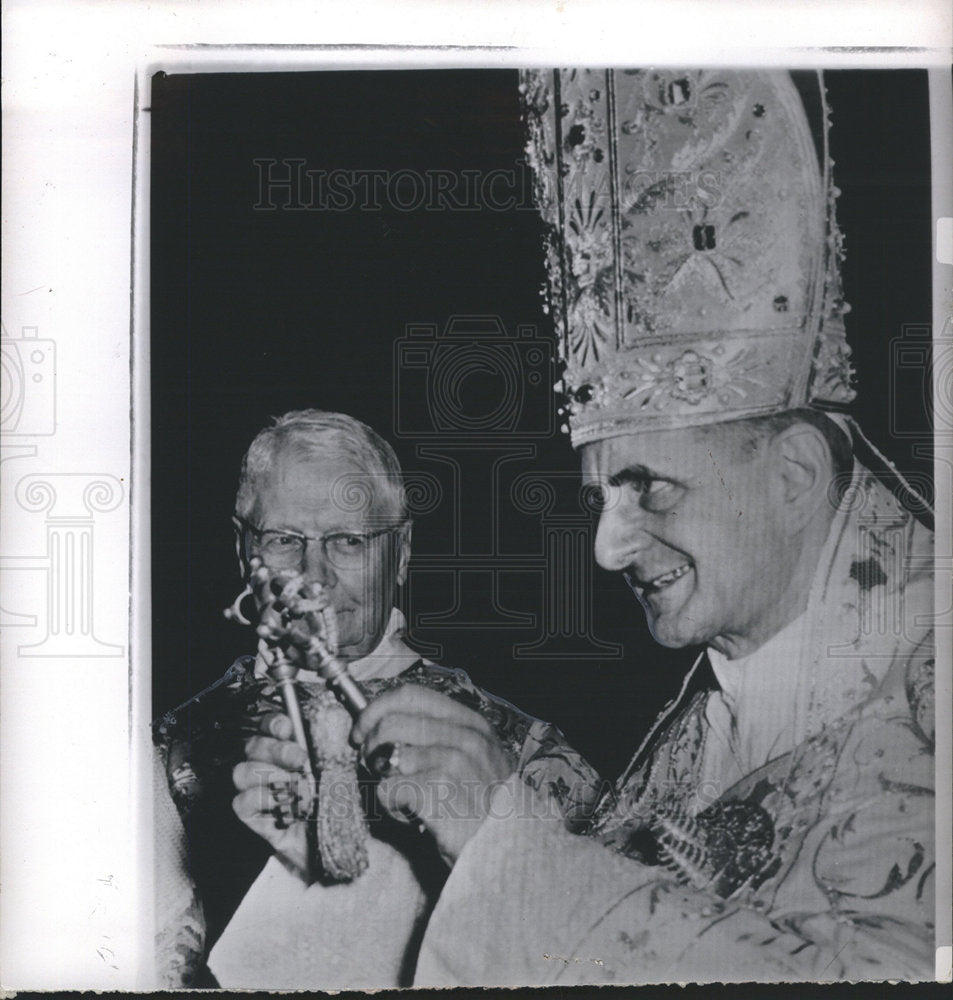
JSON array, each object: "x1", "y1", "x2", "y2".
[{"x1": 151, "y1": 68, "x2": 933, "y2": 782}]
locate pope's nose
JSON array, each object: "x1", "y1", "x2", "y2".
[{"x1": 593, "y1": 496, "x2": 651, "y2": 573}]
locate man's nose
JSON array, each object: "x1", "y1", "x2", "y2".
[
  {"x1": 302, "y1": 539, "x2": 337, "y2": 587},
  {"x1": 593, "y1": 498, "x2": 649, "y2": 572}
]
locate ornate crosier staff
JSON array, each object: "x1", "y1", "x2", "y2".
[
  {"x1": 225, "y1": 557, "x2": 372, "y2": 881},
  {"x1": 225, "y1": 558, "x2": 368, "y2": 738},
  {"x1": 250, "y1": 558, "x2": 368, "y2": 717}
]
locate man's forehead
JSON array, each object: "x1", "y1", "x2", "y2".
[
  {"x1": 255, "y1": 451, "x2": 389, "y2": 520},
  {"x1": 268, "y1": 449, "x2": 356, "y2": 487},
  {"x1": 580, "y1": 427, "x2": 706, "y2": 480}
]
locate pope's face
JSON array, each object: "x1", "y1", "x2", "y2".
[
  {"x1": 582, "y1": 426, "x2": 797, "y2": 658},
  {"x1": 244, "y1": 450, "x2": 409, "y2": 662}
]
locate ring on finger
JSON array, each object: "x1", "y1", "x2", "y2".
[
  {"x1": 269, "y1": 779, "x2": 305, "y2": 820},
  {"x1": 271, "y1": 803, "x2": 293, "y2": 830},
  {"x1": 365, "y1": 741, "x2": 403, "y2": 778}
]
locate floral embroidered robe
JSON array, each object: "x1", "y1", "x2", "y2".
[
  {"x1": 153, "y1": 611, "x2": 601, "y2": 988},
  {"x1": 415, "y1": 466, "x2": 936, "y2": 984}
]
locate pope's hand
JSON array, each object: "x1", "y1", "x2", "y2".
[
  {"x1": 352, "y1": 685, "x2": 514, "y2": 866},
  {"x1": 232, "y1": 713, "x2": 312, "y2": 879}
]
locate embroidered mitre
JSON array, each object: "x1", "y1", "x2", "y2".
[{"x1": 520, "y1": 68, "x2": 855, "y2": 445}]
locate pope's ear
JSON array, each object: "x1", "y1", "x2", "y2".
[
  {"x1": 770, "y1": 423, "x2": 833, "y2": 528},
  {"x1": 396, "y1": 520, "x2": 413, "y2": 587}
]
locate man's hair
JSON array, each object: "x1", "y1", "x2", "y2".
[
  {"x1": 235, "y1": 409, "x2": 407, "y2": 522},
  {"x1": 695, "y1": 408, "x2": 854, "y2": 490}
]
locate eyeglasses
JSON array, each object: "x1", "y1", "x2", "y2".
[{"x1": 233, "y1": 516, "x2": 404, "y2": 571}]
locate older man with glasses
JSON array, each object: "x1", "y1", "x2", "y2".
[{"x1": 153, "y1": 409, "x2": 599, "y2": 989}]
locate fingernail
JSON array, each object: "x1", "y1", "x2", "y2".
[{"x1": 282, "y1": 743, "x2": 305, "y2": 769}]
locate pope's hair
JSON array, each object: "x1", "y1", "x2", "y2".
[
  {"x1": 235, "y1": 409, "x2": 407, "y2": 522},
  {"x1": 693, "y1": 408, "x2": 853, "y2": 499}
]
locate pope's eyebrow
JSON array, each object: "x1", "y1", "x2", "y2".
[{"x1": 608, "y1": 465, "x2": 681, "y2": 488}]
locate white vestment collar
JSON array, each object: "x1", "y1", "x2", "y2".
[
  {"x1": 700, "y1": 463, "x2": 871, "y2": 785},
  {"x1": 704, "y1": 612, "x2": 810, "y2": 781}
]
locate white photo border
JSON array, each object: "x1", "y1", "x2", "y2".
[{"x1": 2, "y1": 0, "x2": 951, "y2": 989}]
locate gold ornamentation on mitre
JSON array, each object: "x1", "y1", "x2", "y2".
[{"x1": 520, "y1": 69, "x2": 855, "y2": 445}]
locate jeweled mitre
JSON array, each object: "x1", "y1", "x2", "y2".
[{"x1": 520, "y1": 69, "x2": 855, "y2": 445}]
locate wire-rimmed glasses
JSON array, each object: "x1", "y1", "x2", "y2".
[{"x1": 233, "y1": 515, "x2": 404, "y2": 571}]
